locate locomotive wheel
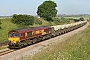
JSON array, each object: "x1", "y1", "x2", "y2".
[
  {"x1": 33, "y1": 38, "x2": 37, "y2": 43},
  {"x1": 59, "y1": 33, "x2": 61, "y2": 35},
  {"x1": 27, "y1": 40, "x2": 33, "y2": 45},
  {"x1": 18, "y1": 45, "x2": 22, "y2": 49},
  {"x1": 46, "y1": 35, "x2": 51, "y2": 39},
  {"x1": 37, "y1": 37, "x2": 42, "y2": 42}
]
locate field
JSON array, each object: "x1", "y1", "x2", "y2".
[
  {"x1": 18, "y1": 21, "x2": 90, "y2": 60},
  {"x1": 64, "y1": 16, "x2": 90, "y2": 20}
]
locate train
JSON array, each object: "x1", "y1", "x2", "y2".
[{"x1": 8, "y1": 20, "x2": 87, "y2": 48}]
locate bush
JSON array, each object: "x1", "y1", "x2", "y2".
[
  {"x1": 52, "y1": 18, "x2": 60, "y2": 25},
  {"x1": 12, "y1": 14, "x2": 34, "y2": 26}
]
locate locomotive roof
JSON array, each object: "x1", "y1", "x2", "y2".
[{"x1": 9, "y1": 26, "x2": 51, "y2": 33}]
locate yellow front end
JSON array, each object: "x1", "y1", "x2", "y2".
[{"x1": 8, "y1": 37, "x2": 20, "y2": 44}]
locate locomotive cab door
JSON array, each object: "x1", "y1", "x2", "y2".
[{"x1": 19, "y1": 33, "x2": 25, "y2": 40}]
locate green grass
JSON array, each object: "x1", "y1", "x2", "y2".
[
  {"x1": 33, "y1": 18, "x2": 51, "y2": 26},
  {"x1": 0, "y1": 45, "x2": 8, "y2": 50},
  {"x1": 18, "y1": 21, "x2": 90, "y2": 60}
]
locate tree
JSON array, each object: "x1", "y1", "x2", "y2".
[
  {"x1": 12, "y1": 14, "x2": 34, "y2": 26},
  {"x1": 37, "y1": 0, "x2": 57, "y2": 21}
]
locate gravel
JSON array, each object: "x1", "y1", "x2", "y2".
[{"x1": 0, "y1": 22, "x2": 89, "y2": 60}]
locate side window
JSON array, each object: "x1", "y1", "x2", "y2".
[
  {"x1": 27, "y1": 32, "x2": 32, "y2": 37},
  {"x1": 9, "y1": 34, "x2": 13, "y2": 37},
  {"x1": 46, "y1": 29, "x2": 49, "y2": 33}
]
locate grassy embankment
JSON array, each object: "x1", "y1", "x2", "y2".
[
  {"x1": 0, "y1": 18, "x2": 18, "y2": 50},
  {"x1": 18, "y1": 21, "x2": 90, "y2": 60}
]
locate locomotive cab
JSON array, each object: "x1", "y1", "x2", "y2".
[{"x1": 8, "y1": 31, "x2": 20, "y2": 44}]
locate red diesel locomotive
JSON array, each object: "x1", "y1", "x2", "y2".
[{"x1": 8, "y1": 26, "x2": 52, "y2": 48}]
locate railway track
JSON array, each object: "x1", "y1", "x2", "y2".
[{"x1": 0, "y1": 49, "x2": 16, "y2": 56}]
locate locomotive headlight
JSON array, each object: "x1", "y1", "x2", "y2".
[{"x1": 13, "y1": 40, "x2": 16, "y2": 44}]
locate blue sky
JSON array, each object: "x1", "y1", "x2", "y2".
[{"x1": 0, "y1": 0, "x2": 90, "y2": 16}]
